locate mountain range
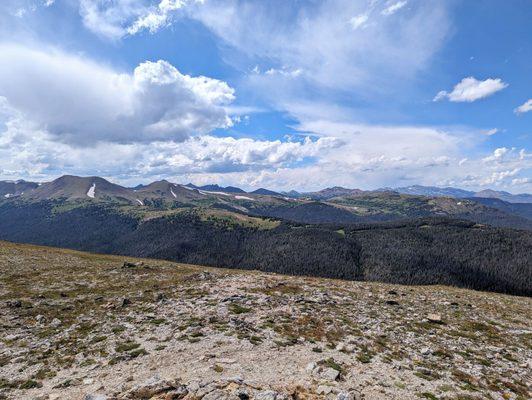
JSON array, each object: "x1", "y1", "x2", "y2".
[
  {"x1": 392, "y1": 185, "x2": 532, "y2": 203},
  {"x1": 0, "y1": 175, "x2": 531, "y2": 230},
  {"x1": 0, "y1": 175, "x2": 531, "y2": 296},
  {"x1": 2, "y1": 175, "x2": 531, "y2": 203}
]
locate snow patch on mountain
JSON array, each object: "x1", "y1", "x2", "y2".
[{"x1": 87, "y1": 183, "x2": 96, "y2": 198}]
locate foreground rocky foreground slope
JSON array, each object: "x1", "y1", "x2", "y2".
[{"x1": 0, "y1": 242, "x2": 530, "y2": 400}]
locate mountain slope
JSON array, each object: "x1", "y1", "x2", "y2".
[
  {"x1": 468, "y1": 196, "x2": 532, "y2": 220},
  {"x1": 0, "y1": 200, "x2": 530, "y2": 295},
  {"x1": 1, "y1": 241, "x2": 530, "y2": 400},
  {"x1": 326, "y1": 192, "x2": 532, "y2": 230},
  {"x1": 0, "y1": 180, "x2": 39, "y2": 198},
  {"x1": 303, "y1": 187, "x2": 365, "y2": 200},
  {"x1": 394, "y1": 185, "x2": 532, "y2": 203},
  {"x1": 474, "y1": 189, "x2": 532, "y2": 203},
  {"x1": 3, "y1": 176, "x2": 531, "y2": 226},
  {"x1": 186, "y1": 183, "x2": 246, "y2": 193},
  {"x1": 134, "y1": 180, "x2": 206, "y2": 203},
  {"x1": 23, "y1": 175, "x2": 134, "y2": 202},
  {"x1": 250, "y1": 188, "x2": 282, "y2": 196},
  {"x1": 394, "y1": 185, "x2": 474, "y2": 198}
]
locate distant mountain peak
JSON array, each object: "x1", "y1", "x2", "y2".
[
  {"x1": 394, "y1": 185, "x2": 474, "y2": 198},
  {"x1": 250, "y1": 188, "x2": 282, "y2": 196},
  {"x1": 185, "y1": 183, "x2": 246, "y2": 194}
]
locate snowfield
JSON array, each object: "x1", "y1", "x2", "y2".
[
  {"x1": 86, "y1": 183, "x2": 96, "y2": 198},
  {"x1": 198, "y1": 190, "x2": 230, "y2": 196}
]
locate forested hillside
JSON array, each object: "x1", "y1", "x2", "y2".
[{"x1": 0, "y1": 200, "x2": 530, "y2": 295}]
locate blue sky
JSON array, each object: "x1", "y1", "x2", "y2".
[{"x1": 0, "y1": 0, "x2": 530, "y2": 192}]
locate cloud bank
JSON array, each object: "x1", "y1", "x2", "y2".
[{"x1": 0, "y1": 43, "x2": 234, "y2": 144}]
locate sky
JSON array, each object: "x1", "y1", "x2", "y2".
[{"x1": 0, "y1": 0, "x2": 530, "y2": 192}]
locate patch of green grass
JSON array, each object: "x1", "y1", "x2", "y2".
[
  {"x1": 249, "y1": 335, "x2": 262, "y2": 345},
  {"x1": 229, "y1": 303, "x2": 251, "y2": 314},
  {"x1": 418, "y1": 393, "x2": 439, "y2": 400},
  {"x1": 90, "y1": 335, "x2": 107, "y2": 344},
  {"x1": 115, "y1": 341, "x2": 140, "y2": 352},
  {"x1": 321, "y1": 357, "x2": 343, "y2": 373},
  {"x1": 128, "y1": 348, "x2": 147, "y2": 358},
  {"x1": 19, "y1": 379, "x2": 42, "y2": 390},
  {"x1": 111, "y1": 325, "x2": 126, "y2": 334}
]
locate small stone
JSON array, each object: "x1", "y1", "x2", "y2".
[
  {"x1": 225, "y1": 376, "x2": 244, "y2": 384},
  {"x1": 335, "y1": 342, "x2": 346, "y2": 352},
  {"x1": 337, "y1": 392, "x2": 355, "y2": 400},
  {"x1": 126, "y1": 375, "x2": 175, "y2": 398},
  {"x1": 84, "y1": 395, "x2": 107, "y2": 400},
  {"x1": 236, "y1": 388, "x2": 250, "y2": 400},
  {"x1": 50, "y1": 318, "x2": 62, "y2": 327},
  {"x1": 427, "y1": 313, "x2": 443, "y2": 324},
  {"x1": 317, "y1": 385, "x2": 333, "y2": 395},
  {"x1": 420, "y1": 347, "x2": 431, "y2": 355},
  {"x1": 163, "y1": 386, "x2": 188, "y2": 400},
  {"x1": 306, "y1": 362, "x2": 317, "y2": 373},
  {"x1": 321, "y1": 367, "x2": 340, "y2": 381},
  {"x1": 7, "y1": 300, "x2": 22, "y2": 308},
  {"x1": 122, "y1": 261, "x2": 139, "y2": 268},
  {"x1": 36, "y1": 314, "x2": 46, "y2": 323},
  {"x1": 202, "y1": 389, "x2": 239, "y2": 400},
  {"x1": 217, "y1": 358, "x2": 237, "y2": 364},
  {"x1": 255, "y1": 390, "x2": 278, "y2": 400},
  {"x1": 336, "y1": 342, "x2": 353, "y2": 353}
]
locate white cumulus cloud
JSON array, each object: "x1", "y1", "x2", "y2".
[
  {"x1": 514, "y1": 99, "x2": 532, "y2": 114},
  {"x1": 127, "y1": 0, "x2": 200, "y2": 35},
  {"x1": 0, "y1": 99, "x2": 340, "y2": 183},
  {"x1": 433, "y1": 77, "x2": 508, "y2": 102},
  {"x1": 0, "y1": 43, "x2": 235, "y2": 144}
]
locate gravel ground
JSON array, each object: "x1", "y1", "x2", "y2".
[{"x1": 0, "y1": 241, "x2": 530, "y2": 400}]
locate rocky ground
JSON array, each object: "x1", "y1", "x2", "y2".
[{"x1": 0, "y1": 241, "x2": 530, "y2": 400}]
